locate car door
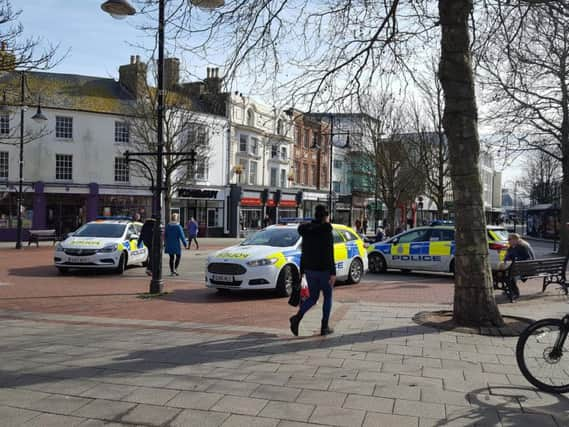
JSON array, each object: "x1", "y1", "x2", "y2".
[
  {"x1": 126, "y1": 224, "x2": 142, "y2": 263},
  {"x1": 390, "y1": 229, "x2": 430, "y2": 270},
  {"x1": 332, "y1": 229, "x2": 348, "y2": 278},
  {"x1": 427, "y1": 228, "x2": 455, "y2": 272}
]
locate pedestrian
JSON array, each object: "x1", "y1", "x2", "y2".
[
  {"x1": 262, "y1": 214, "x2": 271, "y2": 228},
  {"x1": 363, "y1": 217, "x2": 368, "y2": 235},
  {"x1": 355, "y1": 219, "x2": 362, "y2": 234},
  {"x1": 138, "y1": 218, "x2": 155, "y2": 276},
  {"x1": 164, "y1": 213, "x2": 188, "y2": 276},
  {"x1": 374, "y1": 227, "x2": 385, "y2": 242},
  {"x1": 504, "y1": 233, "x2": 535, "y2": 299},
  {"x1": 133, "y1": 213, "x2": 141, "y2": 222},
  {"x1": 289, "y1": 205, "x2": 336, "y2": 337},
  {"x1": 187, "y1": 217, "x2": 199, "y2": 250}
]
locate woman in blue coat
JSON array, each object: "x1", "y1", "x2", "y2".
[{"x1": 164, "y1": 213, "x2": 188, "y2": 276}]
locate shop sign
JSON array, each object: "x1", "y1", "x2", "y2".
[
  {"x1": 280, "y1": 200, "x2": 298, "y2": 208},
  {"x1": 241, "y1": 197, "x2": 261, "y2": 206},
  {"x1": 178, "y1": 189, "x2": 218, "y2": 199}
]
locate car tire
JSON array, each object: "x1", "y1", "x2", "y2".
[
  {"x1": 276, "y1": 265, "x2": 294, "y2": 297},
  {"x1": 116, "y1": 252, "x2": 127, "y2": 274},
  {"x1": 142, "y1": 254, "x2": 149, "y2": 267},
  {"x1": 369, "y1": 252, "x2": 387, "y2": 273},
  {"x1": 347, "y1": 258, "x2": 364, "y2": 284},
  {"x1": 216, "y1": 288, "x2": 231, "y2": 295},
  {"x1": 57, "y1": 267, "x2": 69, "y2": 275}
]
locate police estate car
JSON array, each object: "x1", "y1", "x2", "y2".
[
  {"x1": 206, "y1": 223, "x2": 368, "y2": 296},
  {"x1": 367, "y1": 225, "x2": 509, "y2": 274},
  {"x1": 54, "y1": 218, "x2": 148, "y2": 274}
]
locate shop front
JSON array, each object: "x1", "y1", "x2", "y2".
[{"x1": 173, "y1": 188, "x2": 226, "y2": 237}]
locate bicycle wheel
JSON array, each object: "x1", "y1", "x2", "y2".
[{"x1": 516, "y1": 318, "x2": 569, "y2": 393}]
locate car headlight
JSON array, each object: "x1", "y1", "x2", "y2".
[
  {"x1": 97, "y1": 243, "x2": 118, "y2": 253},
  {"x1": 55, "y1": 243, "x2": 64, "y2": 252},
  {"x1": 246, "y1": 258, "x2": 278, "y2": 267}
]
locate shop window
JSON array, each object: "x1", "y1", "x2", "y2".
[
  {"x1": 56, "y1": 116, "x2": 73, "y2": 139},
  {"x1": 249, "y1": 160, "x2": 257, "y2": 185},
  {"x1": 114, "y1": 157, "x2": 129, "y2": 182},
  {"x1": 280, "y1": 169, "x2": 286, "y2": 188},
  {"x1": 114, "y1": 121, "x2": 129, "y2": 143},
  {"x1": 333, "y1": 181, "x2": 341, "y2": 193},
  {"x1": 0, "y1": 112, "x2": 9, "y2": 135},
  {"x1": 239, "y1": 134, "x2": 247, "y2": 152},
  {"x1": 270, "y1": 168, "x2": 278, "y2": 187},
  {"x1": 0, "y1": 151, "x2": 7, "y2": 179},
  {"x1": 55, "y1": 154, "x2": 73, "y2": 180}
]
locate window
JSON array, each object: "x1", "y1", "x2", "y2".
[
  {"x1": 280, "y1": 169, "x2": 286, "y2": 188},
  {"x1": 270, "y1": 168, "x2": 278, "y2": 187},
  {"x1": 0, "y1": 151, "x2": 7, "y2": 179},
  {"x1": 334, "y1": 159, "x2": 342, "y2": 169},
  {"x1": 311, "y1": 166, "x2": 317, "y2": 186},
  {"x1": 280, "y1": 147, "x2": 287, "y2": 160},
  {"x1": 303, "y1": 164, "x2": 309, "y2": 184},
  {"x1": 295, "y1": 161, "x2": 301, "y2": 183},
  {"x1": 114, "y1": 121, "x2": 129, "y2": 143},
  {"x1": 397, "y1": 229, "x2": 429, "y2": 243},
  {"x1": 250, "y1": 137, "x2": 259, "y2": 155},
  {"x1": 56, "y1": 116, "x2": 73, "y2": 139},
  {"x1": 430, "y1": 229, "x2": 454, "y2": 242},
  {"x1": 238, "y1": 158, "x2": 247, "y2": 183},
  {"x1": 304, "y1": 130, "x2": 310, "y2": 149},
  {"x1": 249, "y1": 160, "x2": 257, "y2": 185},
  {"x1": 277, "y1": 119, "x2": 283, "y2": 135},
  {"x1": 55, "y1": 154, "x2": 73, "y2": 180},
  {"x1": 271, "y1": 145, "x2": 278, "y2": 159},
  {"x1": 296, "y1": 127, "x2": 302, "y2": 146},
  {"x1": 0, "y1": 112, "x2": 9, "y2": 135},
  {"x1": 333, "y1": 181, "x2": 341, "y2": 193},
  {"x1": 239, "y1": 134, "x2": 247, "y2": 152},
  {"x1": 247, "y1": 109, "x2": 255, "y2": 127},
  {"x1": 333, "y1": 231, "x2": 344, "y2": 244},
  {"x1": 114, "y1": 157, "x2": 129, "y2": 182},
  {"x1": 341, "y1": 229, "x2": 359, "y2": 241},
  {"x1": 195, "y1": 158, "x2": 208, "y2": 180},
  {"x1": 187, "y1": 125, "x2": 207, "y2": 147},
  {"x1": 312, "y1": 132, "x2": 319, "y2": 149}
]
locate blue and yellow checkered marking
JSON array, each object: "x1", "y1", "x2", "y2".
[{"x1": 369, "y1": 241, "x2": 456, "y2": 258}]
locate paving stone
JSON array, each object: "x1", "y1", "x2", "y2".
[
  {"x1": 419, "y1": 388, "x2": 469, "y2": 407},
  {"x1": 277, "y1": 422, "x2": 329, "y2": 427},
  {"x1": 374, "y1": 384, "x2": 421, "y2": 401},
  {"x1": 251, "y1": 385, "x2": 301, "y2": 402},
  {"x1": 276, "y1": 364, "x2": 318, "y2": 377},
  {"x1": 259, "y1": 401, "x2": 315, "y2": 422},
  {"x1": 246, "y1": 372, "x2": 291, "y2": 386},
  {"x1": 328, "y1": 379, "x2": 375, "y2": 396},
  {"x1": 356, "y1": 371, "x2": 399, "y2": 384},
  {"x1": 122, "y1": 387, "x2": 180, "y2": 405},
  {"x1": 399, "y1": 375, "x2": 443, "y2": 389},
  {"x1": 387, "y1": 345, "x2": 423, "y2": 357},
  {"x1": 164, "y1": 376, "x2": 217, "y2": 391},
  {"x1": 309, "y1": 405, "x2": 366, "y2": 427},
  {"x1": 381, "y1": 362, "x2": 422, "y2": 376},
  {"x1": 481, "y1": 363, "x2": 520, "y2": 375},
  {"x1": 343, "y1": 394, "x2": 394, "y2": 413},
  {"x1": 79, "y1": 383, "x2": 138, "y2": 401},
  {"x1": 206, "y1": 379, "x2": 260, "y2": 397},
  {"x1": 459, "y1": 351, "x2": 500, "y2": 364},
  {"x1": 422, "y1": 367, "x2": 464, "y2": 380},
  {"x1": 0, "y1": 405, "x2": 41, "y2": 426},
  {"x1": 329, "y1": 350, "x2": 367, "y2": 360},
  {"x1": 402, "y1": 357, "x2": 442, "y2": 369},
  {"x1": 297, "y1": 390, "x2": 347, "y2": 407},
  {"x1": 170, "y1": 409, "x2": 229, "y2": 427},
  {"x1": 342, "y1": 359, "x2": 382, "y2": 371},
  {"x1": 78, "y1": 420, "x2": 129, "y2": 427},
  {"x1": 29, "y1": 379, "x2": 100, "y2": 396},
  {"x1": 365, "y1": 353, "x2": 404, "y2": 363},
  {"x1": 363, "y1": 412, "x2": 418, "y2": 427},
  {"x1": 394, "y1": 399, "x2": 445, "y2": 419},
  {"x1": 73, "y1": 399, "x2": 136, "y2": 421},
  {"x1": 287, "y1": 376, "x2": 332, "y2": 391},
  {"x1": 21, "y1": 413, "x2": 85, "y2": 426},
  {"x1": 166, "y1": 391, "x2": 224, "y2": 410},
  {"x1": 220, "y1": 414, "x2": 279, "y2": 427},
  {"x1": 120, "y1": 404, "x2": 181, "y2": 426},
  {"x1": 211, "y1": 395, "x2": 268, "y2": 416},
  {"x1": 0, "y1": 388, "x2": 51, "y2": 409},
  {"x1": 31, "y1": 394, "x2": 92, "y2": 415},
  {"x1": 445, "y1": 403, "x2": 502, "y2": 424}
]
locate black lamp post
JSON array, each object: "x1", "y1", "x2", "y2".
[
  {"x1": 101, "y1": 0, "x2": 223, "y2": 294},
  {"x1": 1, "y1": 72, "x2": 48, "y2": 249}
]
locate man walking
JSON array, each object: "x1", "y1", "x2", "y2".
[
  {"x1": 290, "y1": 205, "x2": 336, "y2": 336},
  {"x1": 187, "y1": 217, "x2": 199, "y2": 250}
]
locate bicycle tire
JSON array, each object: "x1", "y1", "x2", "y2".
[{"x1": 516, "y1": 318, "x2": 569, "y2": 394}]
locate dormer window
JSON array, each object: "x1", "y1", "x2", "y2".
[{"x1": 247, "y1": 109, "x2": 255, "y2": 127}]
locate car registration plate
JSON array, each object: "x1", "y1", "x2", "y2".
[
  {"x1": 68, "y1": 256, "x2": 90, "y2": 263},
  {"x1": 211, "y1": 274, "x2": 233, "y2": 283}
]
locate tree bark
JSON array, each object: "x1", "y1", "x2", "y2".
[{"x1": 439, "y1": 0, "x2": 503, "y2": 326}]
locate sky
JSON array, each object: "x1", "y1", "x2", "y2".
[{"x1": 16, "y1": 0, "x2": 524, "y2": 185}]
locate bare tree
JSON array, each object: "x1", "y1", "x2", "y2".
[{"x1": 520, "y1": 150, "x2": 562, "y2": 206}]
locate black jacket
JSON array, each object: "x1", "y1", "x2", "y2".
[
  {"x1": 139, "y1": 221, "x2": 154, "y2": 248},
  {"x1": 298, "y1": 221, "x2": 336, "y2": 275},
  {"x1": 505, "y1": 243, "x2": 535, "y2": 262}
]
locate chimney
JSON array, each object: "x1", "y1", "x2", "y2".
[
  {"x1": 204, "y1": 66, "x2": 222, "y2": 94},
  {"x1": 164, "y1": 58, "x2": 180, "y2": 90},
  {"x1": 0, "y1": 42, "x2": 16, "y2": 71},
  {"x1": 119, "y1": 55, "x2": 148, "y2": 98}
]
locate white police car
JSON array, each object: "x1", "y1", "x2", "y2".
[
  {"x1": 367, "y1": 225, "x2": 508, "y2": 274},
  {"x1": 206, "y1": 223, "x2": 368, "y2": 296},
  {"x1": 54, "y1": 218, "x2": 148, "y2": 274}
]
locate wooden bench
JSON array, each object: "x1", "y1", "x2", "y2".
[
  {"x1": 27, "y1": 229, "x2": 57, "y2": 247},
  {"x1": 493, "y1": 256, "x2": 569, "y2": 302}
]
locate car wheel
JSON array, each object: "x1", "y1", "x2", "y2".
[
  {"x1": 347, "y1": 258, "x2": 364, "y2": 284},
  {"x1": 116, "y1": 252, "x2": 127, "y2": 274},
  {"x1": 276, "y1": 265, "x2": 294, "y2": 297},
  {"x1": 142, "y1": 253, "x2": 149, "y2": 267},
  {"x1": 369, "y1": 252, "x2": 387, "y2": 273},
  {"x1": 216, "y1": 288, "x2": 231, "y2": 295},
  {"x1": 57, "y1": 267, "x2": 69, "y2": 275}
]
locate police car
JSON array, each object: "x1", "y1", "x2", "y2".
[
  {"x1": 367, "y1": 225, "x2": 509, "y2": 274},
  {"x1": 205, "y1": 223, "x2": 369, "y2": 296},
  {"x1": 54, "y1": 217, "x2": 148, "y2": 274}
]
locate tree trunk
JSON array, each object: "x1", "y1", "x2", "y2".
[
  {"x1": 439, "y1": 0, "x2": 503, "y2": 326},
  {"x1": 561, "y1": 159, "x2": 569, "y2": 256}
]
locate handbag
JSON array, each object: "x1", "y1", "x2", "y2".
[
  {"x1": 300, "y1": 276, "x2": 310, "y2": 301},
  {"x1": 287, "y1": 274, "x2": 302, "y2": 307}
]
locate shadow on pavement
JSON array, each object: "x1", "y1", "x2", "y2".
[
  {"x1": 162, "y1": 287, "x2": 285, "y2": 303},
  {"x1": 8, "y1": 265, "x2": 141, "y2": 278}
]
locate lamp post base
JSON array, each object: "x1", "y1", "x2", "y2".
[{"x1": 149, "y1": 278, "x2": 164, "y2": 294}]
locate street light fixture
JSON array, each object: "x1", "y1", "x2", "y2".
[{"x1": 101, "y1": 0, "x2": 222, "y2": 294}]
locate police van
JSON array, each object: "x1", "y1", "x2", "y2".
[
  {"x1": 205, "y1": 223, "x2": 368, "y2": 296},
  {"x1": 367, "y1": 224, "x2": 508, "y2": 274},
  {"x1": 54, "y1": 217, "x2": 148, "y2": 274}
]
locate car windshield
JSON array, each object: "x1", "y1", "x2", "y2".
[
  {"x1": 241, "y1": 228, "x2": 300, "y2": 247},
  {"x1": 73, "y1": 223, "x2": 126, "y2": 238},
  {"x1": 489, "y1": 228, "x2": 509, "y2": 241}
]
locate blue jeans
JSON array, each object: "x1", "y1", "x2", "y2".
[{"x1": 299, "y1": 270, "x2": 333, "y2": 322}]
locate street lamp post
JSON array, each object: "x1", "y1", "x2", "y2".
[
  {"x1": 101, "y1": 0, "x2": 223, "y2": 294},
  {"x1": 1, "y1": 71, "x2": 48, "y2": 249}
]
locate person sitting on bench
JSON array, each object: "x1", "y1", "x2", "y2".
[{"x1": 504, "y1": 233, "x2": 535, "y2": 300}]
